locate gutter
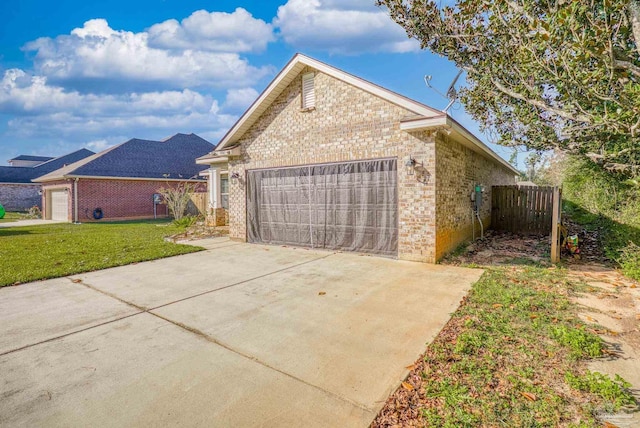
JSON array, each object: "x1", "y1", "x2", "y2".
[
  {"x1": 35, "y1": 175, "x2": 208, "y2": 183},
  {"x1": 74, "y1": 178, "x2": 79, "y2": 223}
]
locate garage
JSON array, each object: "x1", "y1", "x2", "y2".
[
  {"x1": 49, "y1": 189, "x2": 69, "y2": 221},
  {"x1": 246, "y1": 159, "x2": 398, "y2": 256}
]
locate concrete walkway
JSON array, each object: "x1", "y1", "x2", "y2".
[
  {"x1": 0, "y1": 238, "x2": 482, "y2": 427},
  {"x1": 0, "y1": 219, "x2": 65, "y2": 228}
]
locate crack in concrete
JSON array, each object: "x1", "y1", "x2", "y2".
[
  {"x1": 150, "y1": 310, "x2": 374, "y2": 414},
  {"x1": 0, "y1": 251, "x2": 335, "y2": 356},
  {"x1": 1, "y1": 250, "x2": 372, "y2": 414}
]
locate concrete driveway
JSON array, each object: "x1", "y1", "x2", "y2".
[
  {"x1": 0, "y1": 219, "x2": 66, "y2": 228},
  {"x1": 0, "y1": 238, "x2": 482, "y2": 427}
]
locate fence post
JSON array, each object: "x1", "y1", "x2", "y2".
[{"x1": 550, "y1": 187, "x2": 561, "y2": 263}]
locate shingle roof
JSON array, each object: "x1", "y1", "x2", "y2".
[
  {"x1": 9, "y1": 155, "x2": 54, "y2": 162},
  {"x1": 0, "y1": 166, "x2": 36, "y2": 184},
  {"x1": 35, "y1": 134, "x2": 214, "y2": 182},
  {"x1": 0, "y1": 149, "x2": 95, "y2": 184}
]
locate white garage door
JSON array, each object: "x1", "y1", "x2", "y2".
[
  {"x1": 246, "y1": 159, "x2": 398, "y2": 256},
  {"x1": 50, "y1": 190, "x2": 69, "y2": 221}
]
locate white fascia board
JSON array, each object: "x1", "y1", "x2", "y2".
[
  {"x1": 400, "y1": 116, "x2": 448, "y2": 131},
  {"x1": 37, "y1": 175, "x2": 206, "y2": 183},
  {"x1": 195, "y1": 156, "x2": 229, "y2": 165}
]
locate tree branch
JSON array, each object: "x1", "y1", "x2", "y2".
[
  {"x1": 490, "y1": 78, "x2": 592, "y2": 123},
  {"x1": 614, "y1": 59, "x2": 640, "y2": 78}
]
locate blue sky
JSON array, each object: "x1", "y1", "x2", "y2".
[{"x1": 0, "y1": 0, "x2": 518, "y2": 167}]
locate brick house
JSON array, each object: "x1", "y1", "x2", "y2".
[
  {"x1": 197, "y1": 54, "x2": 518, "y2": 263},
  {"x1": 0, "y1": 150, "x2": 94, "y2": 211},
  {"x1": 34, "y1": 134, "x2": 212, "y2": 222}
]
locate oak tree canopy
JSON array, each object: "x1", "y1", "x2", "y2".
[{"x1": 378, "y1": 0, "x2": 640, "y2": 175}]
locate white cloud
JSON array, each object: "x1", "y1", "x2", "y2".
[
  {"x1": 223, "y1": 87, "x2": 259, "y2": 111},
  {"x1": 85, "y1": 139, "x2": 111, "y2": 152},
  {"x1": 23, "y1": 19, "x2": 273, "y2": 89},
  {"x1": 148, "y1": 8, "x2": 274, "y2": 52},
  {"x1": 0, "y1": 68, "x2": 236, "y2": 142},
  {"x1": 274, "y1": 0, "x2": 419, "y2": 54}
]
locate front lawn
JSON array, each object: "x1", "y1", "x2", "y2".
[
  {"x1": 0, "y1": 212, "x2": 23, "y2": 223},
  {"x1": 0, "y1": 220, "x2": 203, "y2": 287}
]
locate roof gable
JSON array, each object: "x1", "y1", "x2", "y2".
[{"x1": 212, "y1": 54, "x2": 442, "y2": 152}]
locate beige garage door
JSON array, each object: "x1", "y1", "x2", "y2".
[{"x1": 50, "y1": 190, "x2": 68, "y2": 221}]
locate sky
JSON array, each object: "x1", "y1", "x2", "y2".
[{"x1": 0, "y1": 0, "x2": 519, "y2": 167}]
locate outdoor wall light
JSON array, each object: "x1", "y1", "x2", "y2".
[
  {"x1": 405, "y1": 156, "x2": 423, "y2": 176},
  {"x1": 405, "y1": 157, "x2": 417, "y2": 168},
  {"x1": 230, "y1": 172, "x2": 240, "y2": 180}
]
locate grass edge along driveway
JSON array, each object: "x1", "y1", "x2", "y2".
[{"x1": 0, "y1": 220, "x2": 202, "y2": 287}]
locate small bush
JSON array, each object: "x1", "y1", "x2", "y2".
[
  {"x1": 565, "y1": 371, "x2": 635, "y2": 409},
  {"x1": 551, "y1": 325, "x2": 603, "y2": 359},
  {"x1": 173, "y1": 215, "x2": 199, "y2": 228},
  {"x1": 25, "y1": 206, "x2": 42, "y2": 219},
  {"x1": 618, "y1": 242, "x2": 640, "y2": 280}
]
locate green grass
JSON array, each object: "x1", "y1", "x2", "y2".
[
  {"x1": 565, "y1": 371, "x2": 635, "y2": 411},
  {"x1": 413, "y1": 264, "x2": 636, "y2": 427},
  {"x1": 0, "y1": 220, "x2": 203, "y2": 287},
  {"x1": 0, "y1": 212, "x2": 23, "y2": 223}
]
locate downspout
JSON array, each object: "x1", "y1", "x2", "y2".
[{"x1": 74, "y1": 178, "x2": 79, "y2": 223}]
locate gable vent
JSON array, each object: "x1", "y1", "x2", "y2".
[{"x1": 301, "y1": 72, "x2": 315, "y2": 109}]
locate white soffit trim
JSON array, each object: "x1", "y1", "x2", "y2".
[
  {"x1": 195, "y1": 156, "x2": 229, "y2": 165},
  {"x1": 215, "y1": 53, "x2": 442, "y2": 151},
  {"x1": 400, "y1": 115, "x2": 520, "y2": 175}
]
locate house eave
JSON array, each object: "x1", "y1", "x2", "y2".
[
  {"x1": 400, "y1": 115, "x2": 520, "y2": 175},
  {"x1": 35, "y1": 175, "x2": 206, "y2": 183},
  {"x1": 196, "y1": 155, "x2": 230, "y2": 165}
]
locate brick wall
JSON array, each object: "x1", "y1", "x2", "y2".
[
  {"x1": 0, "y1": 184, "x2": 41, "y2": 211},
  {"x1": 434, "y1": 137, "x2": 516, "y2": 260},
  {"x1": 228, "y1": 68, "x2": 438, "y2": 262},
  {"x1": 42, "y1": 179, "x2": 206, "y2": 221},
  {"x1": 225, "y1": 68, "x2": 515, "y2": 262}
]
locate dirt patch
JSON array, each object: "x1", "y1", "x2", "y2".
[
  {"x1": 445, "y1": 230, "x2": 551, "y2": 266},
  {"x1": 166, "y1": 222, "x2": 229, "y2": 243}
]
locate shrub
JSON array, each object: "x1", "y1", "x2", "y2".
[
  {"x1": 157, "y1": 182, "x2": 196, "y2": 220},
  {"x1": 25, "y1": 206, "x2": 42, "y2": 219},
  {"x1": 173, "y1": 215, "x2": 199, "y2": 228}
]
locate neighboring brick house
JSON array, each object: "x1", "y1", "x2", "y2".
[
  {"x1": 197, "y1": 54, "x2": 519, "y2": 263},
  {"x1": 0, "y1": 150, "x2": 94, "y2": 211},
  {"x1": 34, "y1": 134, "x2": 212, "y2": 222}
]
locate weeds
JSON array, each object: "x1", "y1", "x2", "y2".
[
  {"x1": 565, "y1": 371, "x2": 635, "y2": 410},
  {"x1": 551, "y1": 325, "x2": 604, "y2": 360}
]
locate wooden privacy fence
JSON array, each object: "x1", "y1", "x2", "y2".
[
  {"x1": 491, "y1": 186, "x2": 559, "y2": 234},
  {"x1": 187, "y1": 192, "x2": 209, "y2": 216}
]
